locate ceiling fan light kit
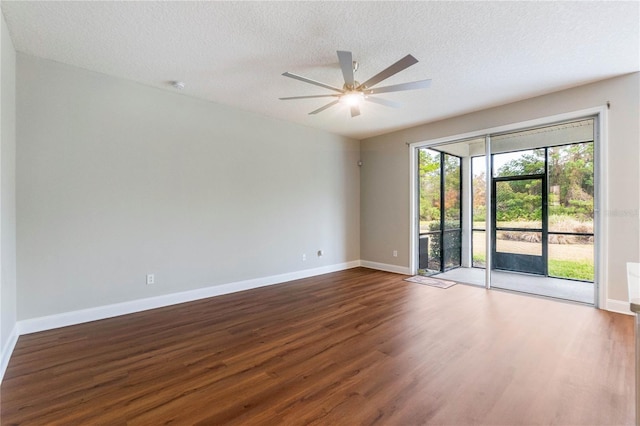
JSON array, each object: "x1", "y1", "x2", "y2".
[
  {"x1": 280, "y1": 50, "x2": 431, "y2": 117},
  {"x1": 340, "y1": 91, "x2": 365, "y2": 106}
]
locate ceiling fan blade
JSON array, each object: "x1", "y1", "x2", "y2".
[
  {"x1": 350, "y1": 105, "x2": 361, "y2": 117},
  {"x1": 280, "y1": 94, "x2": 340, "y2": 100},
  {"x1": 282, "y1": 72, "x2": 344, "y2": 94},
  {"x1": 309, "y1": 100, "x2": 340, "y2": 115},
  {"x1": 365, "y1": 96, "x2": 402, "y2": 108},
  {"x1": 358, "y1": 54, "x2": 419, "y2": 89},
  {"x1": 337, "y1": 50, "x2": 355, "y2": 87},
  {"x1": 365, "y1": 79, "x2": 432, "y2": 95}
]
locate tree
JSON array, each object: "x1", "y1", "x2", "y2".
[
  {"x1": 497, "y1": 150, "x2": 545, "y2": 177},
  {"x1": 494, "y1": 143, "x2": 594, "y2": 222},
  {"x1": 418, "y1": 149, "x2": 441, "y2": 223},
  {"x1": 472, "y1": 170, "x2": 486, "y2": 222}
]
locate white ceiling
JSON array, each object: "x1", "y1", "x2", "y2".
[{"x1": 2, "y1": 1, "x2": 638, "y2": 140}]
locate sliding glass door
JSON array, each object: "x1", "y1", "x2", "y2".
[
  {"x1": 414, "y1": 118, "x2": 597, "y2": 304},
  {"x1": 488, "y1": 120, "x2": 595, "y2": 304}
]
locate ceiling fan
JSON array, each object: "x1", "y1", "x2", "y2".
[{"x1": 279, "y1": 50, "x2": 431, "y2": 117}]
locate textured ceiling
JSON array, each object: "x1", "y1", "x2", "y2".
[{"x1": 2, "y1": 1, "x2": 638, "y2": 140}]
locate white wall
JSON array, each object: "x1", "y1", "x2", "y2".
[
  {"x1": 0, "y1": 13, "x2": 17, "y2": 370},
  {"x1": 16, "y1": 54, "x2": 360, "y2": 320},
  {"x1": 361, "y1": 73, "x2": 640, "y2": 305}
]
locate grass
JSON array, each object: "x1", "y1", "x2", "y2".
[
  {"x1": 472, "y1": 254, "x2": 486, "y2": 268},
  {"x1": 471, "y1": 254, "x2": 593, "y2": 281},
  {"x1": 548, "y1": 259, "x2": 594, "y2": 281}
]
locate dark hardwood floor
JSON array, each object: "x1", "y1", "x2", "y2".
[{"x1": 1, "y1": 267, "x2": 634, "y2": 425}]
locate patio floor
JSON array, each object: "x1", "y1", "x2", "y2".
[{"x1": 430, "y1": 267, "x2": 595, "y2": 305}]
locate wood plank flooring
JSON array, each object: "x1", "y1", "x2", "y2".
[{"x1": 0, "y1": 267, "x2": 634, "y2": 425}]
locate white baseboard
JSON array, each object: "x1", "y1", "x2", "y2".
[
  {"x1": 12, "y1": 264, "x2": 631, "y2": 335},
  {"x1": 605, "y1": 298, "x2": 633, "y2": 315},
  {"x1": 18, "y1": 260, "x2": 362, "y2": 336},
  {"x1": 1, "y1": 324, "x2": 19, "y2": 383},
  {"x1": 360, "y1": 260, "x2": 411, "y2": 275}
]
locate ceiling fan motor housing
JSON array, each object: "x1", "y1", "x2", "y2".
[{"x1": 344, "y1": 81, "x2": 362, "y2": 91}]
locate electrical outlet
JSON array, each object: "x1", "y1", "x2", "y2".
[
  {"x1": 393, "y1": 250, "x2": 398, "y2": 257},
  {"x1": 146, "y1": 274, "x2": 155, "y2": 285},
  {"x1": 302, "y1": 254, "x2": 306, "y2": 261}
]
